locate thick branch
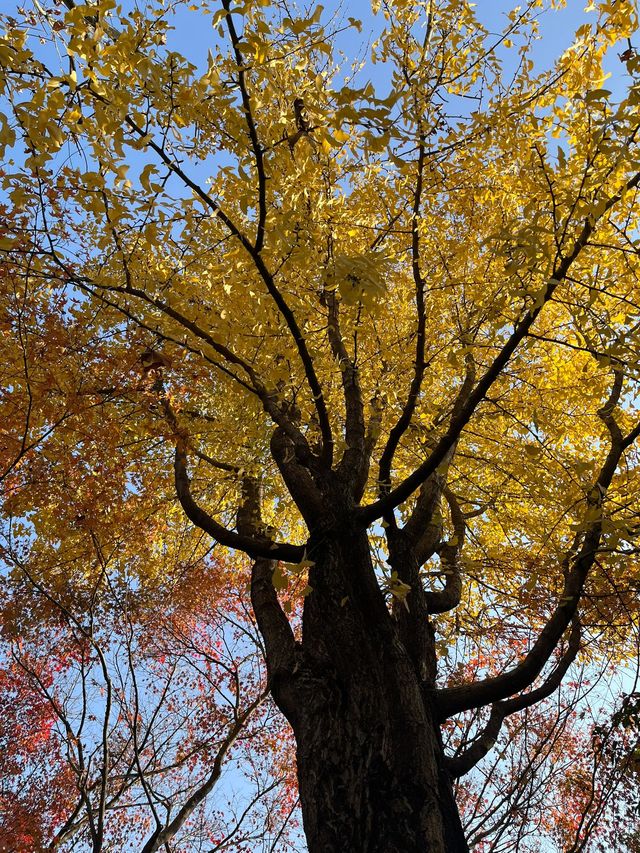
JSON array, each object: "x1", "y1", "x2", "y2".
[
  {"x1": 386, "y1": 527, "x2": 436, "y2": 685},
  {"x1": 425, "y1": 488, "x2": 465, "y2": 614},
  {"x1": 174, "y1": 444, "x2": 304, "y2": 562},
  {"x1": 251, "y1": 557, "x2": 298, "y2": 709},
  {"x1": 270, "y1": 427, "x2": 326, "y2": 526},
  {"x1": 404, "y1": 472, "x2": 444, "y2": 565},
  {"x1": 402, "y1": 351, "x2": 475, "y2": 560},
  {"x1": 235, "y1": 477, "x2": 299, "y2": 714},
  {"x1": 436, "y1": 371, "x2": 628, "y2": 719},
  {"x1": 435, "y1": 514, "x2": 596, "y2": 719},
  {"x1": 445, "y1": 618, "x2": 581, "y2": 778},
  {"x1": 324, "y1": 286, "x2": 367, "y2": 497}
]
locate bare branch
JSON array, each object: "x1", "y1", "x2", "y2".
[{"x1": 140, "y1": 690, "x2": 268, "y2": 853}]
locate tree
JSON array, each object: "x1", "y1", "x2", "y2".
[
  {"x1": 0, "y1": 530, "x2": 300, "y2": 851},
  {"x1": 1, "y1": 0, "x2": 640, "y2": 848},
  {"x1": 0, "y1": 224, "x2": 300, "y2": 849}
]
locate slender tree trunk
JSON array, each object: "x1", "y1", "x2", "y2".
[{"x1": 272, "y1": 529, "x2": 468, "y2": 853}]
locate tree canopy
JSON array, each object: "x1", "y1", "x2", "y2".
[{"x1": 2, "y1": 0, "x2": 640, "y2": 849}]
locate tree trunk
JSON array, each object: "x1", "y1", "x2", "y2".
[{"x1": 272, "y1": 529, "x2": 468, "y2": 853}]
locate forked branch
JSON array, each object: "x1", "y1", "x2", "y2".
[
  {"x1": 445, "y1": 617, "x2": 581, "y2": 778},
  {"x1": 436, "y1": 371, "x2": 630, "y2": 719},
  {"x1": 359, "y1": 169, "x2": 640, "y2": 527},
  {"x1": 174, "y1": 444, "x2": 304, "y2": 562}
]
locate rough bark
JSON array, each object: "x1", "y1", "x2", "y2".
[{"x1": 265, "y1": 523, "x2": 468, "y2": 852}]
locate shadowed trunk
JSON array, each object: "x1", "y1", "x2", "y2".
[{"x1": 269, "y1": 529, "x2": 468, "y2": 853}]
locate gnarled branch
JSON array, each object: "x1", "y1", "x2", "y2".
[
  {"x1": 445, "y1": 618, "x2": 581, "y2": 778},
  {"x1": 174, "y1": 444, "x2": 304, "y2": 562},
  {"x1": 436, "y1": 370, "x2": 628, "y2": 719},
  {"x1": 425, "y1": 488, "x2": 465, "y2": 615}
]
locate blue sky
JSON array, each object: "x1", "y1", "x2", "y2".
[{"x1": 161, "y1": 0, "x2": 628, "y2": 92}]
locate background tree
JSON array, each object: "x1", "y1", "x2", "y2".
[
  {"x1": 2, "y1": 0, "x2": 640, "y2": 850},
  {"x1": 447, "y1": 650, "x2": 640, "y2": 850},
  {"x1": 0, "y1": 240, "x2": 299, "y2": 850},
  {"x1": 0, "y1": 522, "x2": 300, "y2": 851}
]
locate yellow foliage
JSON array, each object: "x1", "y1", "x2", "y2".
[{"x1": 1, "y1": 0, "x2": 640, "y2": 666}]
